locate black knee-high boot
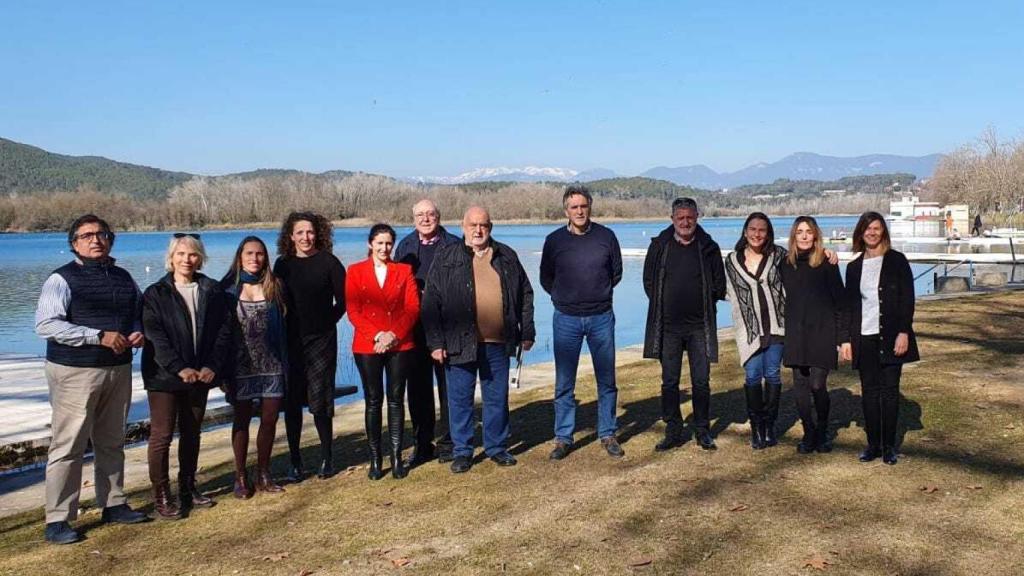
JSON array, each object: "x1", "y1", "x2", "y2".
[
  {"x1": 365, "y1": 405, "x2": 383, "y2": 480},
  {"x1": 313, "y1": 413, "x2": 333, "y2": 478},
  {"x1": 743, "y1": 386, "x2": 765, "y2": 450},
  {"x1": 388, "y1": 399, "x2": 407, "y2": 479},
  {"x1": 813, "y1": 386, "x2": 832, "y2": 452},
  {"x1": 284, "y1": 404, "x2": 304, "y2": 480},
  {"x1": 762, "y1": 382, "x2": 781, "y2": 447}
]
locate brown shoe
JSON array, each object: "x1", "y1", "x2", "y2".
[
  {"x1": 255, "y1": 469, "x2": 285, "y2": 493},
  {"x1": 601, "y1": 436, "x2": 625, "y2": 458},
  {"x1": 233, "y1": 472, "x2": 255, "y2": 500},
  {"x1": 180, "y1": 475, "x2": 214, "y2": 508},
  {"x1": 153, "y1": 482, "x2": 181, "y2": 520}
]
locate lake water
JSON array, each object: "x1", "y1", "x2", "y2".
[{"x1": 0, "y1": 216, "x2": 952, "y2": 395}]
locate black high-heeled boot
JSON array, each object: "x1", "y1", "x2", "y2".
[
  {"x1": 762, "y1": 382, "x2": 781, "y2": 447},
  {"x1": 743, "y1": 385, "x2": 765, "y2": 450},
  {"x1": 388, "y1": 403, "x2": 407, "y2": 479},
  {"x1": 366, "y1": 406, "x2": 384, "y2": 481}
]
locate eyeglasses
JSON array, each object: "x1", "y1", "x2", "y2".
[
  {"x1": 73, "y1": 231, "x2": 114, "y2": 242},
  {"x1": 173, "y1": 233, "x2": 201, "y2": 239}
]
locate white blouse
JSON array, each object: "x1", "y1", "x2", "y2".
[
  {"x1": 860, "y1": 256, "x2": 883, "y2": 335},
  {"x1": 374, "y1": 263, "x2": 388, "y2": 288}
]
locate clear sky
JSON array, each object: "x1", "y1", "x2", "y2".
[{"x1": 1, "y1": 1, "x2": 1022, "y2": 177}]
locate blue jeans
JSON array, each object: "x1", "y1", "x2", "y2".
[
  {"x1": 445, "y1": 343, "x2": 510, "y2": 458},
  {"x1": 552, "y1": 309, "x2": 617, "y2": 444},
  {"x1": 743, "y1": 343, "x2": 784, "y2": 388}
]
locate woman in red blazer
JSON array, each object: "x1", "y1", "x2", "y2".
[{"x1": 346, "y1": 223, "x2": 420, "y2": 480}]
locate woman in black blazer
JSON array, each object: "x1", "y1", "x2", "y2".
[
  {"x1": 142, "y1": 234, "x2": 232, "y2": 519},
  {"x1": 841, "y1": 212, "x2": 919, "y2": 465},
  {"x1": 780, "y1": 216, "x2": 847, "y2": 454}
]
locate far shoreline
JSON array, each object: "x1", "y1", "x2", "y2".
[{"x1": 0, "y1": 213, "x2": 868, "y2": 235}]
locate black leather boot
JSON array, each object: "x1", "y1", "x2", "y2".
[
  {"x1": 179, "y1": 475, "x2": 214, "y2": 508},
  {"x1": 388, "y1": 402, "x2": 408, "y2": 479},
  {"x1": 366, "y1": 405, "x2": 384, "y2": 480},
  {"x1": 744, "y1": 386, "x2": 765, "y2": 450},
  {"x1": 797, "y1": 423, "x2": 817, "y2": 454},
  {"x1": 763, "y1": 382, "x2": 781, "y2": 447}
]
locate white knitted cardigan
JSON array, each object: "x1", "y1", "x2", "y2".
[{"x1": 724, "y1": 245, "x2": 786, "y2": 366}]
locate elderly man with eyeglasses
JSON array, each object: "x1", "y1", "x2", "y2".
[
  {"x1": 34, "y1": 214, "x2": 148, "y2": 544},
  {"x1": 395, "y1": 198, "x2": 460, "y2": 466}
]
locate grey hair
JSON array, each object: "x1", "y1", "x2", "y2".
[
  {"x1": 671, "y1": 197, "x2": 699, "y2": 215},
  {"x1": 164, "y1": 235, "x2": 207, "y2": 272},
  {"x1": 563, "y1": 184, "x2": 593, "y2": 209}
]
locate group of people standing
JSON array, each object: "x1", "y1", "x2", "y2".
[{"x1": 34, "y1": 187, "x2": 918, "y2": 545}]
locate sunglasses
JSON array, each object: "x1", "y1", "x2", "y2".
[{"x1": 173, "y1": 233, "x2": 201, "y2": 239}]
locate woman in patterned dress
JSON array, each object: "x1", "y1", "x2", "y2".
[{"x1": 223, "y1": 236, "x2": 288, "y2": 498}]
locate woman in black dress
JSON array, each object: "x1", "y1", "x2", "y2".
[
  {"x1": 841, "y1": 212, "x2": 919, "y2": 465},
  {"x1": 222, "y1": 236, "x2": 288, "y2": 497},
  {"x1": 274, "y1": 212, "x2": 346, "y2": 480},
  {"x1": 780, "y1": 216, "x2": 847, "y2": 454}
]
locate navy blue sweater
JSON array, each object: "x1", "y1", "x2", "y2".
[{"x1": 540, "y1": 222, "x2": 623, "y2": 316}]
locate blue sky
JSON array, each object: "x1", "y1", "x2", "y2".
[{"x1": 1, "y1": 1, "x2": 1022, "y2": 177}]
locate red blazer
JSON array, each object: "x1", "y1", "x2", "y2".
[{"x1": 345, "y1": 259, "x2": 420, "y2": 354}]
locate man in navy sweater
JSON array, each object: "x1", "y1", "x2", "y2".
[
  {"x1": 540, "y1": 185, "x2": 623, "y2": 460},
  {"x1": 34, "y1": 214, "x2": 148, "y2": 544}
]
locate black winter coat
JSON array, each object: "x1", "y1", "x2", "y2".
[
  {"x1": 642, "y1": 225, "x2": 726, "y2": 362},
  {"x1": 780, "y1": 253, "x2": 847, "y2": 369},
  {"x1": 421, "y1": 240, "x2": 536, "y2": 365},
  {"x1": 142, "y1": 273, "x2": 233, "y2": 392},
  {"x1": 844, "y1": 250, "x2": 920, "y2": 367}
]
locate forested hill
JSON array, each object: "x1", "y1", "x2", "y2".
[{"x1": 0, "y1": 138, "x2": 193, "y2": 199}]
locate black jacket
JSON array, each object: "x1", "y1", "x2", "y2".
[
  {"x1": 844, "y1": 250, "x2": 920, "y2": 367},
  {"x1": 642, "y1": 225, "x2": 726, "y2": 361},
  {"x1": 780, "y1": 253, "x2": 848, "y2": 369},
  {"x1": 142, "y1": 273, "x2": 233, "y2": 392},
  {"x1": 421, "y1": 240, "x2": 536, "y2": 365},
  {"x1": 395, "y1": 225, "x2": 461, "y2": 289}
]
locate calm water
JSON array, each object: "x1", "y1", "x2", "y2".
[{"x1": 0, "y1": 216, "x2": 948, "y2": 393}]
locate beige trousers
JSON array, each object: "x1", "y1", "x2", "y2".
[{"x1": 44, "y1": 362, "x2": 132, "y2": 523}]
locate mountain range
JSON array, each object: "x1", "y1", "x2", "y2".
[
  {"x1": 1, "y1": 136, "x2": 941, "y2": 199},
  {"x1": 417, "y1": 152, "x2": 942, "y2": 188}
]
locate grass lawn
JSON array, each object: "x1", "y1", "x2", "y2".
[{"x1": 2, "y1": 291, "x2": 1023, "y2": 575}]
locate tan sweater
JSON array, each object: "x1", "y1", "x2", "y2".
[{"x1": 472, "y1": 248, "x2": 505, "y2": 343}]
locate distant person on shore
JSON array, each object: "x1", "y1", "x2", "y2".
[
  {"x1": 540, "y1": 184, "x2": 623, "y2": 460},
  {"x1": 971, "y1": 213, "x2": 983, "y2": 237},
  {"x1": 34, "y1": 214, "x2": 147, "y2": 544},
  {"x1": 841, "y1": 212, "x2": 919, "y2": 465},
  {"x1": 141, "y1": 233, "x2": 232, "y2": 518},
  {"x1": 723, "y1": 213, "x2": 786, "y2": 450},
  {"x1": 347, "y1": 224, "x2": 420, "y2": 480},
  {"x1": 274, "y1": 212, "x2": 346, "y2": 480},
  {"x1": 780, "y1": 217, "x2": 847, "y2": 455},
  {"x1": 643, "y1": 198, "x2": 726, "y2": 451},
  {"x1": 395, "y1": 199, "x2": 460, "y2": 466},
  {"x1": 222, "y1": 236, "x2": 289, "y2": 499},
  {"x1": 421, "y1": 206, "x2": 535, "y2": 473}
]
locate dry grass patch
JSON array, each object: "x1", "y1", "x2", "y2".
[{"x1": 2, "y1": 291, "x2": 1024, "y2": 575}]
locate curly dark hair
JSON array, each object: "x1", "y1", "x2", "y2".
[{"x1": 277, "y1": 211, "x2": 334, "y2": 257}]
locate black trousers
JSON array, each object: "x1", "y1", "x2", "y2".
[
  {"x1": 659, "y1": 327, "x2": 711, "y2": 430},
  {"x1": 858, "y1": 336, "x2": 903, "y2": 449},
  {"x1": 791, "y1": 366, "x2": 831, "y2": 435},
  {"x1": 355, "y1": 350, "x2": 413, "y2": 451},
  {"x1": 147, "y1": 388, "x2": 209, "y2": 486},
  {"x1": 406, "y1": 329, "x2": 452, "y2": 454}
]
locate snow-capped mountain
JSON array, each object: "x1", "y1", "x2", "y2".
[{"x1": 415, "y1": 166, "x2": 580, "y2": 185}]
